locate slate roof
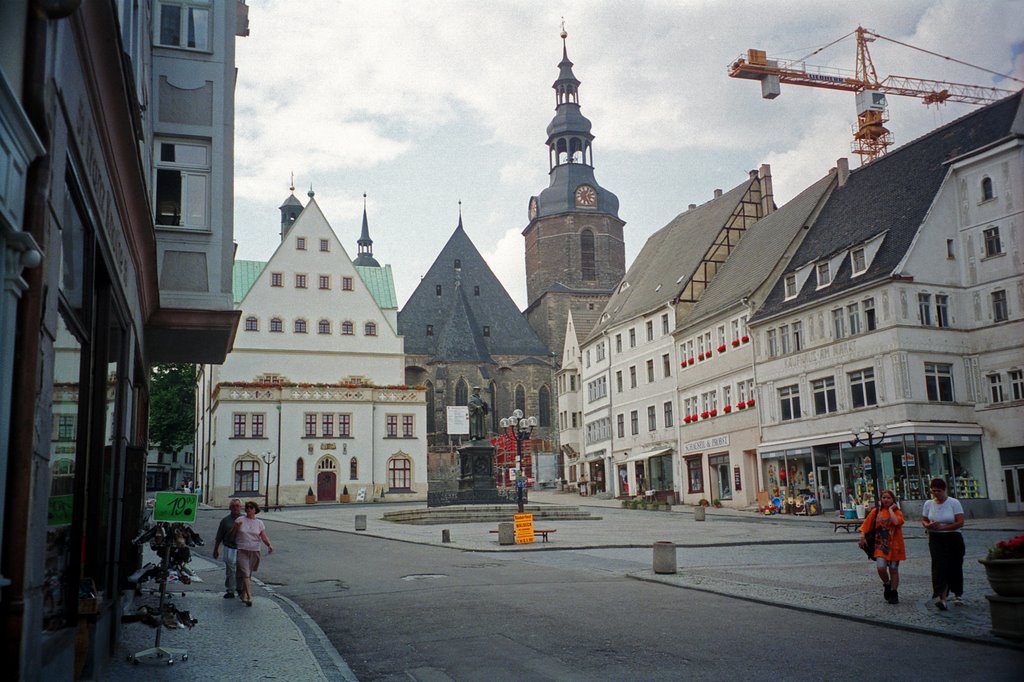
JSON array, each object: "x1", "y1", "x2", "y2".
[
  {"x1": 398, "y1": 219, "x2": 551, "y2": 361},
  {"x1": 684, "y1": 171, "x2": 836, "y2": 330},
  {"x1": 232, "y1": 260, "x2": 267, "y2": 304},
  {"x1": 587, "y1": 176, "x2": 757, "y2": 341},
  {"x1": 754, "y1": 91, "x2": 1023, "y2": 322}
]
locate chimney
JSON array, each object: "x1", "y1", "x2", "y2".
[
  {"x1": 688, "y1": 203, "x2": 697, "y2": 210},
  {"x1": 713, "y1": 188, "x2": 722, "y2": 198},
  {"x1": 759, "y1": 163, "x2": 774, "y2": 216},
  {"x1": 837, "y1": 157, "x2": 849, "y2": 187}
]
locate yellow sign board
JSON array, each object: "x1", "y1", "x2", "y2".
[{"x1": 514, "y1": 512, "x2": 534, "y2": 545}]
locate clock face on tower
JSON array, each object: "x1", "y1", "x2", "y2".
[
  {"x1": 528, "y1": 197, "x2": 538, "y2": 220},
  {"x1": 575, "y1": 184, "x2": 597, "y2": 208}
]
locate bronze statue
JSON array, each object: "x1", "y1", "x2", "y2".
[{"x1": 468, "y1": 386, "x2": 489, "y2": 440}]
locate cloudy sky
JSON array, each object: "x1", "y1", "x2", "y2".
[{"x1": 233, "y1": 0, "x2": 1024, "y2": 309}]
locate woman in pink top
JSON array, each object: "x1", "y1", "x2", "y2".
[{"x1": 233, "y1": 501, "x2": 273, "y2": 606}]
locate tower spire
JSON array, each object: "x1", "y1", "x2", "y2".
[
  {"x1": 353, "y1": 192, "x2": 380, "y2": 267},
  {"x1": 278, "y1": 175, "x2": 303, "y2": 240}
]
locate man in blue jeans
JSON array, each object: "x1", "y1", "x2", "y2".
[{"x1": 212, "y1": 498, "x2": 242, "y2": 598}]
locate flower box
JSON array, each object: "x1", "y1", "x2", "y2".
[
  {"x1": 724, "y1": 405, "x2": 732, "y2": 413},
  {"x1": 700, "y1": 412, "x2": 709, "y2": 419},
  {"x1": 741, "y1": 335, "x2": 750, "y2": 343},
  {"x1": 747, "y1": 399, "x2": 756, "y2": 407},
  {"x1": 737, "y1": 402, "x2": 746, "y2": 409},
  {"x1": 687, "y1": 358, "x2": 695, "y2": 365},
  {"x1": 697, "y1": 353, "x2": 705, "y2": 361},
  {"x1": 731, "y1": 339, "x2": 740, "y2": 347},
  {"x1": 709, "y1": 409, "x2": 718, "y2": 417},
  {"x1": 717, "y1": 345, "x2": 727, "y2": 353}
]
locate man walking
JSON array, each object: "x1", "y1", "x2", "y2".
[{"x1": 212, "y1": 498, "x2": 242, "y2": 598}]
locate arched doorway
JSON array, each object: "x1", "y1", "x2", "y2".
[{"x1": 316, "y1": 456, "x2": 338, "y2": 501}]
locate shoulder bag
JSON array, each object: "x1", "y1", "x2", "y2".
[{"x1": 861, "y1": 508, "x2": 877, "y2": 560}]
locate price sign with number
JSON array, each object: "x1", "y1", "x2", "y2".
[{"x1": 153, "y1": 492, "x2": 198, "y2": 523}]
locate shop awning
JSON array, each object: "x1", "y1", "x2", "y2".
[{"x1": 621, "y1": 447, "x2": 672, "y2": 464}]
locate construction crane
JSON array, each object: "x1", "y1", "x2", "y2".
[{"x1": 728, "y1": 27, "x2": 1022, "y2": 162}]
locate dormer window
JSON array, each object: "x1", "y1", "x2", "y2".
[
  {"x1": 784, "y1": 273, "x2": 798, "y2": 300},
  {"x1": 816, "y1": 262, "x2": 831, "y2": 288},
  {"x1": 851, "y1": 247, "x2": 867, "y2": 276},
  {"x1": 981, "y1": 176, "x2": 994, "y2": 201}
]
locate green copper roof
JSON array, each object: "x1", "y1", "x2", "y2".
[
  {"x1": 356, "y1": 264, "x2": 398, "y2": 309},
  {"x1": 233, "y1": 260, "x2": 267, "y2": 305}
]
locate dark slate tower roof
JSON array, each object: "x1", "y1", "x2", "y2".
[
  {"x1": 353, "y1": 194, "x2": 380, "y2": 267},
  {"x1": 398, "y1": 215, "x2": 551, "y2": 361},
  {"x1": 279, "y1": 190, "x2": 303, "y2": 239},
  {"x1": 534, "y1": 30, "x2": 619, "y2": 219}
]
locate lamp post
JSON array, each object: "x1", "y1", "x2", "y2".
[
  {"x1": 261, "y1": 450, "x2": 278, "y2": 512},
  {"x1": 850, "y1": 421, "x2": 886, "y2": 509},
  {"x1": 499, "y1": 409, "x2": 537, "y2": 513}
]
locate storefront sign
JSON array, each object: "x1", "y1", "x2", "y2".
[
  {"x1": 733, "y1": 467, "x2": 742, "y2": 491},
  {"x1": 514, "y1": 512, "x2": 534, "y2": 545},
  {"x1": 684, "y1": 434, "x2": 729, "y2": 453},
  {"x1": 446, "y1": 406, "x2": 469, "y2": 435},
  {"x1": 902, "y1": 453, "x2": 916, "y2": 467},
  {"x1": 153, "y1": 492, "x2": 198, "y2": 523},
  {"x1": 47, "y1": 495, "x2": 74, "y2": 526},
  {"x1": 863, "y1": 456, "x2": 872, "y2": 471}
]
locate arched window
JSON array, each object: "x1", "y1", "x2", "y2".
[
  {"x1": 455, "y1": 379, "x2": 468, "y2": 406},
  {"x1": 425, "y1": 381, "x2": 435, "y2": 434},
  {"x1": 982, "y1": 176, "x2": 994, "y2": 201},
  {"x1": 294, "y1": 318, "x2": 307, "y2": 333},
  {"x1": 341, "y1": 320, "x2": 354, "y2": 335},
  {"x1": 244, "y1": 316, "x2": 259, "y2": 331},
  {"x1": 296, "y1": 457, "x2": 305, "y2": 481},
  {"x1": 50, "y1": 457, "x2": 75, "y2": 496},
  {"x1": 388, "y1": 457, "x2": 411, "y2": 490},
  {"x1": 349, "y1": 457, "x2": 358, "y2": 480},
  {"x1": 364, "y1": 322, "x2": 377, "y2": 336},
  {"x1": 270, "y1": 317, "x2": 283, "y2": 333},
  {"x1": 234, "y1": 459, "x2": 260, "y2": 493},
  {"x1": 538, "y1": 385, "x2": 551, "y2": 427},
  {"x1": 515, "y1": 384, "x2": 526, "y2": 413},
  {"x1": 489, "y1": 381, "x2": 499, "y2": 432},
  {"x1": 317, "y1": 319, "x2": 331, "y2": 334},
  {"x1": 581, "y1": 229, "x2": 595, "y2": 281}
]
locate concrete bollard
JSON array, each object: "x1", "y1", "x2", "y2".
[
  {"x1": 354, "y1": 514, "x2": 367, "y2": 531},
  {"x1": 653, "y1": 541, "x2": 677, "y2": 574},
  {"x1": 441, "y1": 529, "x2": 451, "y2": 543},
  {"x1": 497, "y1": 521, "x2": 515, "y2": 545},
  {"x1": 694, "y1": 506, "x2": 706, "y2": 522}
]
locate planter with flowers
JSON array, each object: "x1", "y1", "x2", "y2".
[
  {"x1": 723, "y1": 405, "x2": 732, "y2": 413},
  {"x1": 709, "y1": 409, "x2": 718, "y2": 417},
  {"x1": 687, "y1": 358, "x2": 695, "y2": 365},
  {"x1": 746, "y1": 399, "x2": 756, "y2": 408},
  {"x1": 741, "y1": 335, "x2": 750, "y2": 344},
  {"x1": 731, "y1": 339, "x2": 740, "y2": 348},
  {"x1": 700, "y1": 411, "x2": 709, "y2": 420},
  {"x1": 697, "y1": 353, "x2": 705, "y2": 361},
  {"x1": 736, "y1": 401, "x2": 746, "y2": 410},
  {"x1": 717, "y1": 344, "x2": 727, "y2": 353},
  {"x1": 979, "y1": 533, "x2": 1024, "y2": 640}
]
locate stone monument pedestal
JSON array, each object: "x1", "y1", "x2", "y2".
[{"x1": 426, "y1": 442, "x2": 519, "y2": 506}]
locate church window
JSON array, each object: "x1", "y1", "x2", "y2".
[
  {"x1": 234, "y1": 459, "x2": 259, "y2": 494},
  {"x1": 349, "y1": 457, "x2": 358, "y2": 480},
  {"x1": 270, "y1": 317, "x2": 283, "y2": 333},
  {"x1": 320, "y1": 239, "x2": 329, "y2": 252},
  {"x1": 515, "y1": 385, "x2": 526, "y2": 413},
  {"x1": 271, "y1": 272, "x2": 282, "y2": 287},
  {"x1": 319, "y1": 275, "x2": 330, "y2": 289},
  {"x1": 342, "y1": 276, "x2": 353, "y2": 291},
  {"x1": 295, "y1": 274, "x2": 307, "y2": 288},
  {"x1": 318, "y1": 319, "x2": 331, "y2": 334},
  {"x1": 538, "y1": 386, "x2": 551, "y2": 427},
  {"x1": 296, "y1": 458, "x2": 304, "y2": 481},
  {"x1": 341, "y1": 320, "x2": 354, "y2": 335},
  {"x1": 981, "y1": 176, "x2": 994, "y2": 201},
  {"x1": 580, "y1": 230, "x2": 596, "y2": 281},
  {"x1": 157, "y1": 1, "x2": 211, "y2": 50},
  {"x1": 244, "y1": 316, "x2": 258, "y2": 331},
  {"x1": 294, "y1": 319, "x2": 307, "y2": 334},
  {"x1": 455, "y1": 380, "x2": 468, "y2": 406},
  {"x1": 296, "y1": 237, "x2": 306, "y2": 250},
  {"x1": 364, "y1": 322, "x2": 377, "y2": 336},
  {"x1": 154, "y1": 139, "x2": 209, "y2": 229}
]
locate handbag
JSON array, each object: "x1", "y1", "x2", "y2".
[{"x1": 861, "y1": 508, "x2": 877, "y2": 560}]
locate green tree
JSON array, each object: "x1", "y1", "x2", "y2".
[{"x1": 149, "y1": 363, "x2": 197, "y2": 457}]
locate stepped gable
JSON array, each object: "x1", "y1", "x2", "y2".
[
  {"x1": 399, "y1": 216, "x2": 550, "y2": 360},
  {"x1": 686, "y1": 171, "x2": 836, "y2": 328},
  {"x1": 754, "y1": 91, "x2": 1024, "y2": 321},
  {"x1": 587, "y1": 177, "x2": 757, "y2": 341}
]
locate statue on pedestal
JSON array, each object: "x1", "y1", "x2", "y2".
[{"x1": 468, "y1": 386, "x2": 489, "y2": 441}]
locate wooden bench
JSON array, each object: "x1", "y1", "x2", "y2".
[
  {"x1": 490, "y1": 529, "x2": 557, "y2": 542},
  {"x1": 830, "y1": 520, "x2": 861, "y2": 533}
]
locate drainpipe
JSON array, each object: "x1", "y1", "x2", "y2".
[
  {"x1": 743, "y1": 298, "x2": 764, "y2": 493},
  {"x1": 275, "y1": 401, "x2": 281, "y2": 506}
]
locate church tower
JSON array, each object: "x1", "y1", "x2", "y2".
[{"x1": 523, "y1": 28, "x2": 625, "y2": 356}]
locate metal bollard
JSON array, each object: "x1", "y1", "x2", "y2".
[
  {"x1": 694, "y1": 506, "x2": 706, "y2": 522},
  {"x1": 354, "y1": 514, "x2": 367, "y2": 531},
  {"x1": 653, "y1": 541, "x2": 677, "y2": 574},
  {"x1": 442, "y1": 529, "x2": 451, "y2": 543},
  {"x1": 497, "y1": 521, "x2": 515, "y2": 545}
]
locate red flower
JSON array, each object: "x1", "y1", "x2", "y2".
[
  {"x1": 737, "y1": 402, "x2": 746, "y2": 409},
  {"x1": 724, "y1": 405, "x2": 732, "y2": 413},
  {"x1": 710, "y1": 409, "x2": 718, "y2": 417},
  {"x1": 700, "y1": 411, "x2": 709, "y2": 419},
  {"x1": 698, "y1": 353, "x2": 705, "y2": 361},
  {"x1": 688, "y1": 358, "x2": 695, "y2": 365},
  {"x1": 741, "y1": 335, "x2": 750, "y2": 343},
  {"x1": 731, "y1": 339, "x2": 740, "y2": 347},
  {"x1": 747, "y1": 399, "x2": 756, "y2": 407},
  {"x1": 717, "y1": 345, "x2": 726, "y2": 353}
]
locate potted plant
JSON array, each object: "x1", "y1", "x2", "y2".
[
  {"x1": 305, "y1": 487, "x2": 316, "y2": 504},
  {"x1": 712, "y1": 498, "x2": 723, "y2": 508},
  {"x1": 340, "y1": 485, "x2": 350, "y2": 503},
  {"x1": 698, "y1": 498, "x2": 710, "y2": 507},
  {"x1": 979, "y1": 533, "x2": 1024, "y2": 597}
]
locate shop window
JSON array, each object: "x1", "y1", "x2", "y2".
[
  {"x1": 157, "y1": 2, "x2": 211, "y2": 51},
  {"x1": 686, "y1": 456, "x2": 704, "y2": 494},
  {"x1": 388, "y1": 457, "x2": 412, "y2": 490},
  {"x1": 234, "y1": 459, "x2": 260, "y2": 494},
  {"x1": 924, "y1": 362, "x2": 954, "y2": 402},
  {"x1": 849, "y1": 368, "x2": 877, "y2": 408},
  {"x1": 1010, "y1": 369, "x2": 1024, "y2": 401},
  {"x1": 983, "y1": 226, "x2": 1002, "y2": 257},
  {"x1": 988, "y1": 374, "x2": 1005, "y2": 403},
  {"x1": 992, "y1": 290, "x2": 1008, "y2": 322},
  {"x1": 154, "y1": 139, "x2": 209, "y2": 229},
  {"x1": 709, "y1": 454, "x2": 732, "y2": 501},
  {"x1": 812, "y1": 377, "x2": 837, "y2": 415},
  {"x1": 778, "y1": 384, "x2": 801, "y2": 421}
]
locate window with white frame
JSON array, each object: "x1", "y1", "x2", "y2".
[
  {"x1": 848, "y1": 303, "x2": 861, "y2": 336},
  {"x1": 832, "y1": 308, "x2": 845, "y2": 339},
  {"x1": 154, "y1": 139, "x2": 209, "y2": 229},
  {"x1": 717, "y1": 325, "x2": 726, "y2": 349},
  {"x1": 663, "y1": 401, "x2": 673, "y2": 428},
  {"x1": 849, "y1": 368, "x2": 877, "y2": 408},
  {"x1": 1010, "y1": 369, "x2": 1024, "y2": 401},
  {"x1": 924, "y1": 362, "x2": 954, "y2": 402},
  {"x1": 737, "y1": 381, "x2": 747, "y2": 405},
  {"x1": 780, "y1": 324, "x2": 790, "y2": 354},
  {"x1": 983, "y1": 226, "x2": 1002, "y2": 257},
  {"x1": 936, "y1": 294, "x2": 950, "y2": 328},
  {"x1": 816, "y1": 262, "x2": 831, "y2": 287},
  {"x1": 723, "y1": 385, "x2": 732, "y2": 409},
  {"x1": 766, "y1": 329, "x2": 778, "y2": 357},
  {"x1": 156, "y1": 1, "x2": 211, "y2": 50},
  {"x1": 784, "y1": 273, "x2": 798, "y2": 299},
  {"x1": 791, "y1": 321, "x2": 803, "y2": 352},
  {"x1": 863, "y1": 297, "x2": 877, "y2": 331},
  {"x1": 989, "y1": 374, "x2": 1005, "y2": 403},
  {"x1": 648, "y1": 405, "x2": 657, "y2": 431},
  {"x1": 646, "y1": 320, "x2": 654, "y2": 342},
  {"x1": 918, "y1": 293, "x2": 932, "y2": 326},
  {"x1": 851, "y1": 247, "x2": 867, "y2": 275},
  {"x1": 596, "y1": 342, "x2": 606, "y2": 361},
  {"x1": 731, "y1": 319, "x2": 740, "y2": 342},
  {"x1": 812, "y1": 377, "x2": 837, "y2": 415},
  {"x1": 992, "y1": 290, "x2": 1008, "y2": 322},
  {"x1": 778, "y1": 385, "x2": 801, "y2": 421}
]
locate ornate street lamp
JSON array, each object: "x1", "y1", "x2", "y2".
[
  {"x1": 261, "y1": 450, "x2": 278, "y2": 512},
  {"x1": 850, "y1": 421, "x2": 886, "y2": 509},
  {"x1": 499, "y1": 409, "x2": 537, "y2": 513}
]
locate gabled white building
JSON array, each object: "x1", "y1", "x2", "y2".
[
  {"x1": 749, "y1": 93, "x2": 1024, "y2": 517},
  {"x1": 198, "y1": 194, "x2": 426, "y2": 506},
  {"x1": 556, "y1": 312, "x2": 584, "y2": 482}
]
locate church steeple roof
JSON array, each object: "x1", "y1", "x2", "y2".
[
  {"x1": 279, "y1": 178, "x2": 303, "y2": 240},
  {"x1": 533, "y1": 27, "x2": 619, "y2": 220},
  {"x1": 353, "y1": 193, "x2": 380, "y2": 267}
]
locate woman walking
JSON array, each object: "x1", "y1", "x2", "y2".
[
  {"x1": 921, "y1": 478, "x2": 965, "y2": 610},
  {"x1": 233, "y1": 501, "x2": 274, "y2": 606},
  {"x1": 859, "y1": 489, "x2": 906, "y2": 604}
]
